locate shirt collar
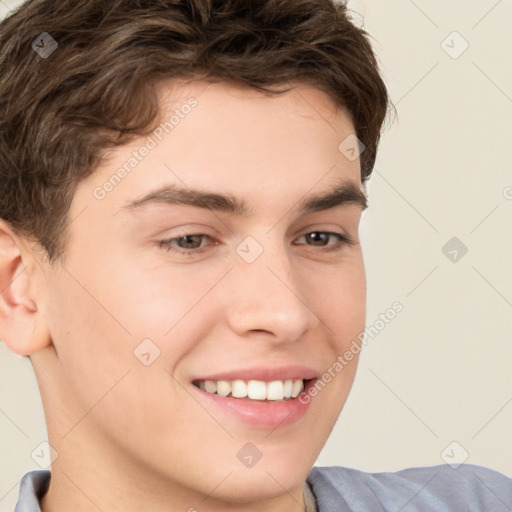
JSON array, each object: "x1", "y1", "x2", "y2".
[{"x1": 14, "y1": 470, "x2": 50, "y2": 512}]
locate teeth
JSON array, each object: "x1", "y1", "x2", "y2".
[
  {"x1": 231, "y1": 380, "x2": 248, "y2": 398},
  {"x1": 247, "y1": 380, "x2": 267, "y2": 400},
  {"x1": 197, "y1": 378, "x2": 305, "y2": 401},
  {"x1": 291, "y1": 379, "x2": 303, "y2": 398},
  {"x1": 267, "y1": 381, "x2": 284, "y2": 401},
  {"x1": 216, "y1": 380, "x2": 231, "y2": 397},
  {"x1": 204, "y1": 380, "x2": 217, "y2": 393},
  {"x1": 283, "y1": 379, "x2": 293, "y2": 398}
]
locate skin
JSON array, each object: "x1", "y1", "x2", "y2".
[{"x1": 0, "y1": 80, "x2": 366, "y2": 512}]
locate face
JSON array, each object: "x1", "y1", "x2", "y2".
[{"x1": 34, "y1": 80, "x2": 366, "y2": 507}]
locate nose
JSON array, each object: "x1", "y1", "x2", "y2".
[{"x1": 225, "y1": 242, "x2": 320, "y2": 343}]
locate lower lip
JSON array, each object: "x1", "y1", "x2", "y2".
[{"x1": 191, "y1": 380, "x2": 316, "y2": 429}]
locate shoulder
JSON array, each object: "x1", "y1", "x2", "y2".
[
  {"x1": 307, "y1": 463, "x2": 512, "y2": 511},
  {"x1": 14, "y1": 470, "x2": 50, "y2": 512}
]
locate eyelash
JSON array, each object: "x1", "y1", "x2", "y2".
[{"x1": 157, "y1": 231, "x2": 355, "y2": 257}]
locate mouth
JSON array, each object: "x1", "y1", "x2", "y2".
[
  {"x1": 189, "y1": 367, "x2": 318, "y2": 428},
  {"x1": 192, "y1": 378, "x2": 310, "y2": 401}
]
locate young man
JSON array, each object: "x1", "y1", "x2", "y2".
[{"x1": 0, "y1": 1, "x2": 511, "y2": 511}]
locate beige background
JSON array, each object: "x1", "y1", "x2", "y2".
[{"x1": 1, "y1": 0, "x2": 512, "y2": 510}]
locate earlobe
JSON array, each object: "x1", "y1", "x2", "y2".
[{"x1": 0, "y1": 220, "x2": 52, "y2": 355}]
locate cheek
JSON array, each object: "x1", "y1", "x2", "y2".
[
  {"x1": 104, "y1": 258, "x2": 221, "y2": 346},
  {"x1": 45, "y1": 267, "x2": 134, "y2": 383},
  {"x1": 338, "y1": 262, "x2": 366, "y2": 340},
  {"x1": 303, "y1": 253, "x2": 366, "y2": 345}
]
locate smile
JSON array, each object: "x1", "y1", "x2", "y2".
[
  {"x1": 189, "y1": 367, "x2": 317, "y2": 428},
  {"x1": 193, "y1": 379, "x2": 305, "y2": 401}
]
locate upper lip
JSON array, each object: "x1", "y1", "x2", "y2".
[{"x1": 192, "y1": 366, "x2": 319, "y2": 383}]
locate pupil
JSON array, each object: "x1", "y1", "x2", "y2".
[
  {"x1": 307, "y1": 232, "x2": 326, "y2": 246},
  {"x1": 182, "y1": 235, "x2": 200, "y2": 248}
]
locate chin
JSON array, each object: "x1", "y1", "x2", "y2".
[
  {"x1": 223, "y1": 442, "x2": 318, "y2": 501},
  {"x1": 210, "y1": 465, "x2": 310, "y2": 504}
]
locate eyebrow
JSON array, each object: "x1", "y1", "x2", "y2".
[{"x1": 121, "y1": 181, "x2": 367, "y2": 217}]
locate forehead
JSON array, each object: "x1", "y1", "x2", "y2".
[
  {"x1": 74, "y1": 80, "x2": 362, "y2": 223},
  {"x1": 154, "y1": 78, "x2": 345, "y2": 121}
]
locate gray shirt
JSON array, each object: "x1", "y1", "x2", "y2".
[{"x1": 14, "y1": 463, "x2": 512, "y2": 511}]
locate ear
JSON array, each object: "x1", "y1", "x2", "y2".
[{"x1": 0, "y1": 220, "x2": 52, "y2": 355}]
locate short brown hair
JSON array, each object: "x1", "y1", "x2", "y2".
[{"x1": 0, "y1": 0, "x2": 390, "y2": 263}]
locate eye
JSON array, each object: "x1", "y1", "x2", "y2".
[
  {"x1": 157, "y1": 234, "x2": 215, "y2": 256},
  {"x1": 157, "y1": 231, "x2": 354, "y2": 257},
  {"x1": 294, "y1": 232, "x2": 354, "y2": 252}
]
